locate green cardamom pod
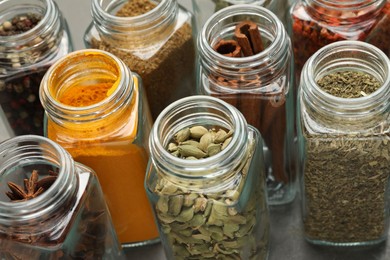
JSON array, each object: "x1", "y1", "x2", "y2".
[
  {"x1": 214, "y1": 129, "x2": 228, "y2": 143},
  {"x1": 176, "y1": 207, "x2": 194, "y2": 222},
  {"x1": 156, "y1": 196, "x2": 169, "y2": 214},
  {"x1": 168, "y1": 142, "x2": 178, "y2": 152},
  {"x1": 207, "y1": 143, "x2": 222, "y2": 157},
  {"x1": 193, "y1": 197, "x2": 208, "y2": 213},
  {"x1": 190, "y1": 125, "x2": 208, "y2": 139},
  {"x1": 183, "y1": 193, "x2": 198, "y2": 207},
  {"x1": 180, "y1": 140, "x2": 200, "y2": 147},
  {"x1": 178, "y1": 145, "x2": 206, "y2": 159},
  {"x1": 175, "y1": 127, "x2": 190, "y2": 143},
  {"x1": 168, "y1": 195, "x2": 184, "y2": 216},
  {"x1": 222, "y1": 137, "x2": 232, "y2": 150},
  {"x1": 199, "y1": 132, "x2": 213, "y2": 152}
]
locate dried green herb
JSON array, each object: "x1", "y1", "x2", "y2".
[
  {"x1": 316, "y1": 71, "x2": 381, "y2": 98},
  {"x1": 303, "y1": 135, "x2": 390, "y2": 243}
]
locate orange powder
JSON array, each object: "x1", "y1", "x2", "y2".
[
  {"x1": 58, "y1": 82, "x2": 112, "y2": 107},
  {"x1": 47, "y1": 79, "x2": 158, "y2": 244}
]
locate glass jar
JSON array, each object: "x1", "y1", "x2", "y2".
[
  {"x1": 0, "y1": 135, "x2": 123, "y2": 259},
  {"x1": 290, "y1": 0, "x2": 390, "y2": 91},
  {"x1": 298, "y1": 40, "x2": 390, "y2": 246},
  {"x1": 192, "y1": 0, "x2": 286, "y2": 31},
  {"x1": 198, "y1": 4, "x2": 296, "y2": 205},
  {"x1": 84, "y1": 0, "x2": 196, "y2": 120},
  {"x1": 0, "y1": 0, "x2": 72, "y2": 138},
  {"x1": 145, "y1": 95, "x2": 270, "y2": 259},
  {"x1": 39, "y1": 49, "x2": 158, "y2": 247}
]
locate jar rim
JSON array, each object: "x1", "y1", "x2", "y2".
[{"x1": 149, "y1": 95, "x2": 249, "y2": 181}]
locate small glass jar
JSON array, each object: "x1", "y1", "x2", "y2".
[
  {"x1": 145, "y1": 95, "x2": 270, "y2": 259},
  {"x1": 290, "y1": 0, "x2": 390, "y2": 90},
  {"x1": 298, "y1": 40, "x2": 390, "y2": 246},
  {"x1": 0, "y1": 0, "x2": 72, "y2": 137},
  {"x1": 192, "y1": 0, "x2": 286, "y2": 30},
  {"x1": 39, "y1": 49, "x2": 158, "y2": 247},
  {"x1": 198, "y1": 4, "x2": 296, "y2": 205},
  {"x1": 84, "y1": 0, "x2": 196, "y2": 120},
  {"x1": 0, "y1": 135, "x2": 123, "y2": 259}
]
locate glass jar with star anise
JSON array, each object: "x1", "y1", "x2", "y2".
[
  {"x1": 0, "y1": 135, "x2": 124, "y2": 259},
  {"x1": 0, "y1": 0, "x2": 72, "y2": 137}
]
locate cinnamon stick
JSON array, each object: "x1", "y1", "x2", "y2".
[{"x1": 234, "y1": 21, "x2": 264, "y2": 56}]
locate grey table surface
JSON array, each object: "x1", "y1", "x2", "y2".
[{"x1": 1, "y1": 1, "x2": 386, "y2": 259}]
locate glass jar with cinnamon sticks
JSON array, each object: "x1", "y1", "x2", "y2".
[
  {"x1": 198, "y1": 4, "x2": 296, "y2": 205},
  {"x1": 0, "y1": 135, "x2": 123, "y2": 259},
  {"x1": 39, "y1": 49, "x2": 158, "y2": 248},
  {"x1": 145, "y1": 95, "x2": 270, "y2": 259},
  {"x1": 298, "y1": 40, "x2": 390, "y2": 246}
]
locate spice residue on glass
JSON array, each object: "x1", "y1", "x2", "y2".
[{"x1": 58, "y1": 82, "x2": 114, "y2": 107}]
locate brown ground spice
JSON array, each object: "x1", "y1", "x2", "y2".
[{"x1": 91, "y1": 0, "x2": 196, "y2": 119}]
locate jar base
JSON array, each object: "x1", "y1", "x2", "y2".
[
  {"x1": 304, "y1": 237, "x2": 387, "y2": 247},
  {"x1": 122, "y1": 237, "x2": 161, "y2": 249},
  {"x1": 266, "y1": 181, "x2": 296, "y2": 205}
]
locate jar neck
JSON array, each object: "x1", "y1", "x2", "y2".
[
  {"x1": 198, "y1": 4, "x2": 290, "y2": 92},
  {"x1": 0, "y1": 135, "x2": 78, "y2": 231},
  {"x1": 40, "y1": 49, "x2": 134, "y2": 125},
  {"x1": 149, "y1": 95, "x2": 250, "y2": 192},
  {"x1": 91, "y1": 0, "x2": 178, "y2": 47},
  {"x1": 0, "y1": 0, "x2": 64, "y2": 73},
  {"x1": 303, "y1": 0, "x2": 385, "y2": 24},
  {"x1": 300, "y1": 40, "x2": 390, "y2": 131}
]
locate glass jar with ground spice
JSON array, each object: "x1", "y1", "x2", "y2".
[
  {"x1": 0, "y1": 0, "x2": 72, "y2": 137},
  {"x1": 198, "y1": 5, "x2": 296, "y2": 205},
  {"x1": 145, "y1": 95, "x2": 270, "y2": 259},
  {"x1": 39, "y1": 49, "x2": 158, "y2": 248},
  {"x1": 0, "y1": 135, "x2": 123, "y2": 259},
  {"x1": 298, "y1": 40, "x2": 390, "y2": 246},
  {"x1": 84, "y1": 0, "x2": 196, "y2": 120},
  {"x1": 290, "y1": 0, "x2": 390, "y2": 92},
  {"x1": 192, "y1": 0, "x2": 286, "y2": 30}
]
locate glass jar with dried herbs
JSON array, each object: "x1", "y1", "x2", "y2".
[
  {"x1": 290, "y1": 0, "x2": 390, "y2": 91},
  {"x1": 145, "y1": 95, "x2": 270, "y2": 259},
  {"x1": 198, "y1": 4, "x2": 296, "y2": 205},
  {"x1": 0, "y1": 135, "x2": 123, "y2": 259},
  {"x1": 298, "y1": 40, "x2": 390, "y2": 246},
  {"x1": 0, "y1": 0, "x2": 72, "y2": 137},
  {"x1": 84, "y1": 0, "x2": 196, "y2": 120},
  {"x1": 39, "y1": 49, "x2": 158, "y2": 248},
  {"x1": 192, "y1": 0, "x2": 286, "y2": 30}
]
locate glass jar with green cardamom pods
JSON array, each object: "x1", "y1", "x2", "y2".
[
  {"x1": 145, "y1": 95, "x2": 270, "y2": 259},
  {"x1": 298, "y1": 40, "x2": 390, "y2": 246}
]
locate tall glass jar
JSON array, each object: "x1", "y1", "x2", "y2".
[
  {"x1": 298, "y1": 40, "x2": 390, "y2": 246},
  {"x1": 0, "y1": 0, "x2": 72, "y2": 137},
  {"x1": 0, "y1": 135, "x2": 123, "y2": 259},
  {"x1": 84, "y1": 0, "x2": 196, "y2": 120},
  {"x1": 192, "y1": 0, "x2": 286, "y2": 31},
  {"x1": 39, "y1": 49, "x2": 158, "y2": 248},
  {"x1": 198, "y1": 4, "x2": 295, "y2": 205},
  {"x1": 290, "y1": 0, "x2": 390, "y2": 90},
  {"x1": 145, "y1": 95, "x2": 270, "y2": 259}
]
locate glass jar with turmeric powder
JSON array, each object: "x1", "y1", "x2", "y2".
[
  {"x1": 39, "y1": 49, "x2": 158, "y2": 248},
  {"x1": 84, "y1": 0, "x2": 196, "y2": 120}
]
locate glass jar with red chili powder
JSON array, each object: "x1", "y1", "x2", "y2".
[{"x1": 290, "y1": 0, "x2": 390, "y2": 90}]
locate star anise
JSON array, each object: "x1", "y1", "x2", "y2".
[{"x1": 5, "y1": 170, "x2": 58, "y2": 202}]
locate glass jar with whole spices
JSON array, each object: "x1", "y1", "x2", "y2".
[
  {"x1": 145, "y1": 95, "x2": 270, "y2": 260},
  {"x1": 290, "y1": 0, "x2": 390, "y2": 90},
  {"x1": 0, "y1": 0, "x2": 72, "y2": 137},
  {"x1": 0, "y1": 135, "x2": 123, "y2": 259},
  {"x1": 84, "y1": 0, "x2": 196, "y2": 120},
  {"x1": 192, "y1": 0, "x2": 286, "y2": 30},
  {"x1": 198, "y1": 5, "x2": 296, "y2": 205},
  {"x1": 298, "y1": 40, "x2": 390, "y2": 246},
  {"x1": 39, "y1": 49, "x2": 158, "y2": 247}
]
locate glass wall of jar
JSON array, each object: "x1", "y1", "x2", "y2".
[
  {"x1": 198, "y1": 5, "x2": 296, "y2": 205},
  {"x1": 145, "y1": 95, "x2": 270, "y2": 259},
  {"x1": 290, "y1": 0, "x2": 390, "y2": 94},
  {"x1": 39, "y1": 49, "x2": 158, "y2": 248},
  {"x1": 0, "y1": 0, "x2": 72, "y2": 137},
  {"x1": 0, "y1": 135, "x2": 123, "y2": 259},
  {"x1": 192, "y1": 0, "x2": 286, "y2": 31},
  {"x1": 84, "y1": 0, "x2": 196, "y2": 120},
  {"x1": 298, "y1": 40, "x2": 390, "y2": 246}
]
